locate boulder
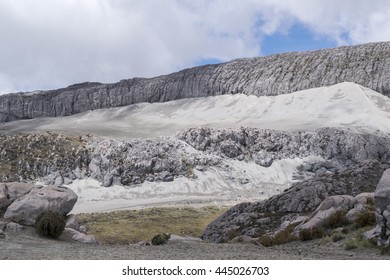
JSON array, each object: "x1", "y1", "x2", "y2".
[
  {"x1": 4, "y1": 185, "x2": 77, "y2": 226},
  {"x1": 0, "y1": 221, "x2": 6, "y2": 231},
  {"x1": 374, "y1": 169, "x2": 390, "y2": 246},
  {"x1": 5, "y1": 222, "x2": 26, "y2": 234},
  {"x1": 60, "y1": 228, "x2": 98, "y2": 244},
  {"x1": 5, "y1": 182, "x2": 34, "y2": 202},
  {"x1": 346, "y1": 193, "x2": 374, "y2": 221},
  {"x1": 167, "y1": 234, "x2": 202, "y2": 244},
  {"x1": 65, "y1": 214, "x2": 80, "y2": 231},
  {"x1": 295, "y1": 195, "x2": 355, "y2": 232},
  {"x1": 0, "y1": 183, "x2": 10, "y2": 210},
  {"x1": 374, "y1": 169, "x2": 390, "y2": 211}
]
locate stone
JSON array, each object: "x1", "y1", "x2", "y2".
[
  {"x1": 0, "y1": 183, "x2": 10, "y2": 210},
  {"x1": 167, "y1": 234, "x2": 202, "y2": 244},
  {"x1": 60, "y1": 228, "x2": 98, "y2": 244},
  {"x1": 0, "y1": 221, "x2": 6, "y2": 231},
  {"x1": 5, "y1": 222, "x2": 26, "y2": 233},
  {"x1": 5, "y1": 182, "x2": 35, "y2": 202},
  {"x1": 195, "y1": 165, "x2": 206, "y2": 171},
  {"x1": 374, "y1": 169, "x2": 390, "y2": 246},
  {"x1": 230, "y1": 235, "x2": 261, "y2": 245},
  {"x1": 202, "y1": 160, "x2": 389, "y2": 243},
  {"x1": 239, "y1": 178, "x2": 250, "y2": 185},
  {"x1": 256, "y1": 217, "x2": 271, "y2": 225},
  {"x1": 296, "y1": 195, "x2": 355, "y2": 231},
  {"x1": 4, "y1": 185, "x2": 78, "y2": 226},
  {"x1": 363, "y1": 226, "x2": 381, "y2": 241},
  {"x1": 374, "y1": 169, "x2": 390, "y2": 212},
  {"x1": 65, "y1": 214, "x2": 80, "y2": 231}
]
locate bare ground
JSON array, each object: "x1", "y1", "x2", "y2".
[{"x1": 1, "y1": 228, "x2": 389, "y2": 260}]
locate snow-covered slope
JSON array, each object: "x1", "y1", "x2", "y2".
[{"x1": 1, "y1": 82, "x2": 390, "y2": 137}]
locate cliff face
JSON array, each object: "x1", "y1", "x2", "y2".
[{"x1": 1, "y1": 41, "x2": 390, "y2": 123}]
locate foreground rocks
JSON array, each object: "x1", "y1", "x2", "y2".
[
  {"x1": 202, "y1": 164, "x2": 389, "y2": 242},
  {"x1": 373, "y1": 169, "x2": 390, "y2": 246},
  {"x1": 0, "y1": 182, "x2": 97, "y2": 244},
  {"x1": 4, "y1": 185, "x2": 77, "y2": 226}
]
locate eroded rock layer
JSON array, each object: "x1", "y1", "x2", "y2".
[{"x1": 1, "y1": 42, "x2": 390, "y2": 123}]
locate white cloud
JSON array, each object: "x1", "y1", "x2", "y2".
[{"x1": 0, "y1": 0, "x2": 389, "y2": 93}]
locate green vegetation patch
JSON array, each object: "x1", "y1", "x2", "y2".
[{"x1": 76, "y1": 206, "x2": 226, "y2": 244}]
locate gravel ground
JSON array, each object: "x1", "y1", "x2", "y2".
[{"x1": 1, "y1": 229, "x2": 389, "y2": 260}]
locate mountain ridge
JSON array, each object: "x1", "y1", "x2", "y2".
[
  {"x1": 1, "y1": 82, "x2": 390, "y2": 137},
  {"x1": 0, "y1": 41, "x2": 390, "y2": 123}
]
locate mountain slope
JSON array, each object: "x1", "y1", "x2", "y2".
[
  {"x1": 0, "y1": 42, "x2": 390, "y2": 123},
  {"x1": 1, "y1": 82, "x2": 390, "y2": 137}
]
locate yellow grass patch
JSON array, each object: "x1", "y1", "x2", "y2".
[{"x1": 76, "y1": 206, "x2": 226, "y2": 244}]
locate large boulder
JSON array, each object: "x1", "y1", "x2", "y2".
[
  {"x1": 0, "y1": 183, "x2": 10, "y2": 210},
  {"x1": 5, "y1": 182, "x2": 34, "y2": 202},
  {"x1": 4, "y1": 185, "x2": 77, "y2": 226},
  {"x1": 374, "y1": 169, "x2": 390, "y2": 245},
  {"x1": 295, "y1": 195, "x2": 355, "y2": 232},
  {"x1": 1, "y1": 182, "x2": 35, "y2": 211}
]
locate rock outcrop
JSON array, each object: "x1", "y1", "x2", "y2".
[
  {"x1": 0, "y1": 127, "x2": 389, "y2": 188},
  {"x1": 4, "y1": 185, "x2": 77, "y2": 226},
  {"x1": 0, "y1": 42, "x2": 390, "y2": 123},
  {"x1": 0, "y1": 182, "x2": 97, "y2": 243},
  {"x1": 374, "y1": 169, "x2": 390, "y2": 246},
  {"x1": 202, "y1": 161, "x2": 388, "y2": 243}
]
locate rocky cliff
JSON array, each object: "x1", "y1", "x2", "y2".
[{"x1": 1, "y1": 42, "x2": 390, "y2": 123}]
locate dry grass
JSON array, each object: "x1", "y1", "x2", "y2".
[
  {"x1": 258, "y1": 223, "x2": 298, "y2": 247},
  {"x1": 76, "y1": 206, "x2": 226, "y2": 244}
]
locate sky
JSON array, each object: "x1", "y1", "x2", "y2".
[{"x1": 1, "y1": 0, "x2": 390, "y2": 94}]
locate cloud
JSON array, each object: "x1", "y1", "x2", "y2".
[
  {"x1": 274, "y1": 0, "x2": 390, "y2": 44},
  {"x1": 0, "y1": 0, "x2": 389, "y2": 93}
]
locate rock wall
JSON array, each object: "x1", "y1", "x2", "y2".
[
  {"x1": 1, "y1": 42, "x2": 390, "y2": 123},
  {"x1": 0, "y1": 127, "x2": 389, "y2": 189}
]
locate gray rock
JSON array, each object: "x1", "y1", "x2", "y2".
[
  {"x1": 375, "y1": 169, "x2": 390, "y2": 211},
  {"x1": 4, "y1": 185, "x2": 77, "y2": 226},
  {"x1": 374, "y1": 169, "x2": 390, "y2": 245},
  {"x1": 5, "y1": 182, "x2": 34, "y2": 202},
  {"x1": 256, "y1": 217, "x2": 271, "y2": 225},
  {"x1": 195, "y1": 165, "x2": 206, "y2": 171},
  {"x1": 230, "y1": 235, "x2": 261, "y2": 245},
  {"x1": 60, "y1": 228, "x2": 98, "y2": 244},
  {"x1": 167, "y1": 234, "x2": 202, "y2": 244},
  {"x1": 5, "y1": 222, "x2": 26, "y2": 233},
  {"x1": 0, "y1": 183, "x2": 10, "y2": 210},
  {"x1": 295, "y1": 195, "x2": 355, "y2": 232},
  {"x1": 1, "y1": 42, "x2": 390, "y2": 123},
  {"x1": 0, "y1": 221, "x2": 6, "y2": 231},
  {"x1": 239, "y1": 178, "x2": 250, "y2": 185},
  {"x1": 363, "y1": 226, "x2": 381, "y2": 241},
  {"x1": 202, "y1": 161, "x2": 388, "y2": 243},
  {"x1": 65, "y1": 214, "x2": 80, "y2": 231},
  {"x1": 346, "y1": 193, "x2": 374, "y2": 221}
]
